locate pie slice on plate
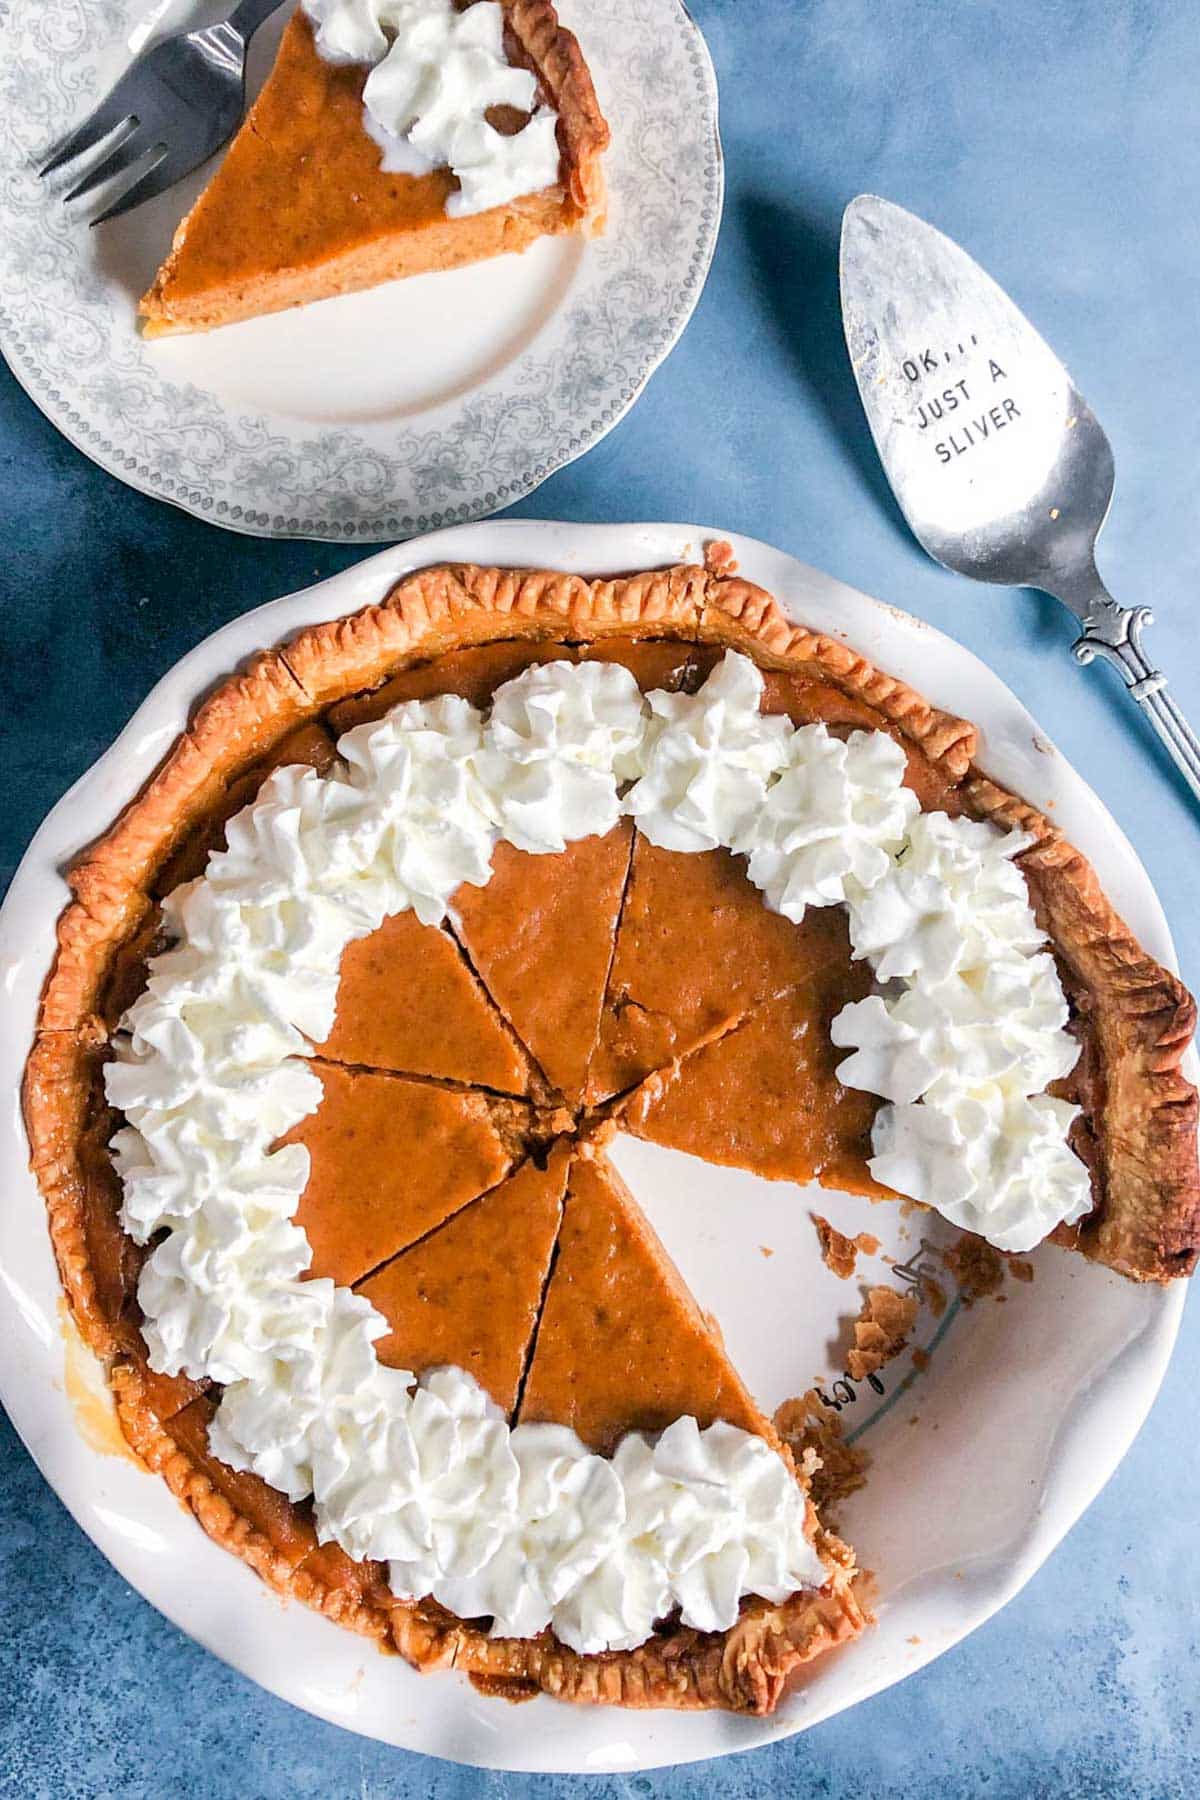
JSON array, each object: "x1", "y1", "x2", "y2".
[
  {"x1": 140, "y1": 3, "x2": 609, "y2": 336},
  {"x1": 22, "y1": 552, "x2": 1200, "y2": 1718}
]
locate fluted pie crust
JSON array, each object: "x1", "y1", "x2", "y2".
[{"x1": 22, "y1": 556, "x2": 1200, "y2": 1715}]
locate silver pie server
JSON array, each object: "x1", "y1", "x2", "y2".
[{"x1": 839, "y1": 194, "x2": 1200, "y2": 806}]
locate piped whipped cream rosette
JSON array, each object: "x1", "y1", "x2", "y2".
[
  {"x1": 737, "y1": 722, "x2": 919, "y2": 918},
  {"x1": 476, "y1": 659, "x2": 647, "y2": 853},
  {"x1": 103, "y1": 650, "x2": 1094, "y2": 1653},
  {"x1": 624, "y1": 650, "x2": 791, "y2": 852}
]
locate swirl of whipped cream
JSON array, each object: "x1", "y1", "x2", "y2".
[
  {"x1": 738, "y1": 723, "x2": 918, "y2": 921},
  {"x1": 869, "y1": 1088, "x2": 1091, "y2": 1253},
  {"x1": 431, "y1": 1421, "x2": 624, "y2": 1639},
  {"x1": 477, "y1": 660, "x2": 648, "y2": 853},
  {"x1": 845, "y1": 809, "x2": 1044, "y2": 985},
  {"x1": 334, "y1": 696, "x2": 500, "y2": 924},
  {"x1": 303, "y1": 0, "x2": 562, "y2": 218},
  {"x1": 551, "y1": 1419, "x2": 825, "y2": 1652},
  {"x1": 625, "y1": 651, "x2": 791, "y2": 853},
  {"x1": 136, "y1": 1207, "x2": 329, "y2": 1389},
  {"x1": 831, "y1": 959, "x2": 1079, "y2": 1109},
  {"x1": 105, "y1": 651, "x2": 1092, "y2": 1652}
]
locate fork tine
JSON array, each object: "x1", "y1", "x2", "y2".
[
  {"x1": 89, "y1": 149, "x2": 175, "y2": 227},
  {"x1": 39, "y1": 95, "x2": 137, "y2": 178},
  {"x1": 62, "y1": 124, "x2": 145, "y2": 204}
]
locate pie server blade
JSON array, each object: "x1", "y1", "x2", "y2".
[{"x1": 839, "y1": 194, "x2": 1200, "y2": 806}]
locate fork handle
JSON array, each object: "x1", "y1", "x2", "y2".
[
  {"x1": 1071, "y1": 594, "x2": 1200, "y2": 804},
  {"x1": 226, "y1": 0, "x2": 289, "y2": 39}
]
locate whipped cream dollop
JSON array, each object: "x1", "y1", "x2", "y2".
[
  {"x1": 738, "y1": 723, "x2": 918, "y2": 919},
  {"x1": 302, "y1": 0, "x2": 562, "y2": 218},
  {"x1": 625, "y1": 650, "x2": 791, "y2": 852},
  {"x1": 106, "y1": 649, "x2": 1090, "y2": 1651},
  {"x1": 477, "y1": 659, "x2": 646, "y2": 853}
]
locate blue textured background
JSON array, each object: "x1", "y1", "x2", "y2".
[{"x1": 3, "y1": 0, "x2": 1198, "y2": 1792}]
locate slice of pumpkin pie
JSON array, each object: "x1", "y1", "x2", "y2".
[
  {"x1": 585, "y1": 837, "x2": 859, "y2": 1103},
  {"x1": 316, "y1": 907, "x2": 535, "y2": 1094},
  {"x1": 518, "y1": 1151, "x2": 771, "y2": 1451},
  {"x1": 281, "y1": 1061, "x2": 527, "y2": 1285},
  {"x1": 452, "y1": 825, "x2": 634, "y2": 1104},
  {"x1": 140, "y1": 3, "x2": 608, "y2": 335},
  {"x1": 618, "y1": 973, "x2": 889, "y2": 1198}
]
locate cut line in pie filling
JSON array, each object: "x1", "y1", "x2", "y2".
[{"x1": 24, "y1": 559, "x2": 1199, "y2": 1714}]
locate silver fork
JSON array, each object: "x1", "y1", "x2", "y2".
[{"x1": 39, "y1": 0, "x2": 289, "y2": 225}]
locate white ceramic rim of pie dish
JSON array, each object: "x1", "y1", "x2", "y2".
[{"x1": 0, "y1": 520, "x2": 1190, "y2": 1772}]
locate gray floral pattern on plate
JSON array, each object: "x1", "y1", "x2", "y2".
[{"x1": 0, "y1": 0, "x2": 722, "y2": 541}]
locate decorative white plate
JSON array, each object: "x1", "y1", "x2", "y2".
[
  {"x1": 0, "y1": 522, "x2": 1188, "y2": 1773},
  {"x1": 0, "y1": 0, "x2": 721, "y2": 541}
]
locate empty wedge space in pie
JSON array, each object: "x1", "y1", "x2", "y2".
[
  {"x1": 23, "y1": 552, "x2": 1199, "y2": 1714},
  {"x1": 139, "y1": 0, "x2": 609, "y2": 336}
]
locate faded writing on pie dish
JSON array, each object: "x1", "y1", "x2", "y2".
[{"x1": 23, "y1": 553, "x2": 1199, "y2": 1713}]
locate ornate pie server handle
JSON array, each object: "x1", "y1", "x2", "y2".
[{"x1": 1069, "y1": 593, "x2": 1200, "y2": 805}]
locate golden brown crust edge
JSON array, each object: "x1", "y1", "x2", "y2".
[
  {"x1": 967, "y1": 777, "x2": 1199, "y2": 1281},
  {"x1": 505, "y1": 0, "x2": 610, "y2": 223},
  {"x1": 37, "y1": 649, "x2": 307, "y2": 1038}
]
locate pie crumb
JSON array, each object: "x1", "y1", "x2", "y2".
[
  {"x1": 922, "y1": 1275, "x2": 948, "y2": 1317},
  {"x1": 940, "y1": 1236, "x2": 1006, "y2": 1304},
  {"x1": 847, "y1": 1285, "x2": 919, "y2": 1380},
  {"x1": 856, "y1": 1232, "x2": 881, "y2": 1257},
  {"x1": 907, "y1": 1635, "x2": 922, "y2": 1645},
  {"x1": 759, "y1": 1244, "x2": 774, "y2": 1258},
  {"x1": 911, "y1": 1346, "x2": 929, "y2": 1372},
  {"x1": 704, "y1": 539, "x2": 739, "y2": 576},
  {"x1": 775, "y1": 1390, "x2": 869, "y2": 1514},
  {"x1": 1007, "y1": 1257, "x2": 1035, "y2": 1283},
  {"x1": 812, "y1": 1213, "x2": 860, "y2": 1279}
]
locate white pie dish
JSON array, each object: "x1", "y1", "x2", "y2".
[{"x1": 0, "y1": 519, "x2": 1188, "y2": 1771}]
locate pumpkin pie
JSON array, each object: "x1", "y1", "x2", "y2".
[
  {"x1": 23, "y1": 555, "x2": 1200, "y2": 1718},
  {"x1": 140, "y1": 4, "x2": 608, "y2": 336}
]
